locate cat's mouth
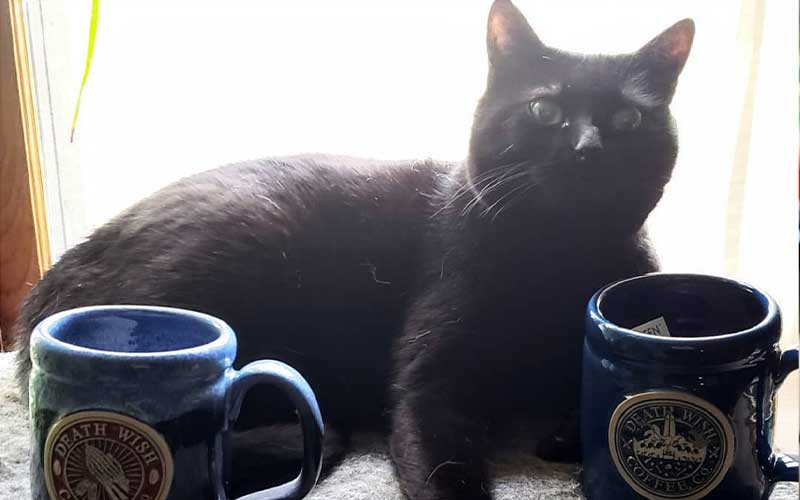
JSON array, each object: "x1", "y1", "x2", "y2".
[
  {"x1": 529, "y1": 156, "x2": 612, "y2": 192},
  {"x1": 525, "y1": 159, "x2": 641, "y2": 216}
]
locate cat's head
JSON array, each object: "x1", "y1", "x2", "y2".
[{"x1": 467, "y1": 0, "x2": 694, "y2": 236}]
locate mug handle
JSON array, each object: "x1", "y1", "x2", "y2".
[
  {"x1": 226, "y1": 360, "x2": 324, "y2": 500},
  {"x1": 766, "y1": 346, "x2": 798, "y2": 483}
]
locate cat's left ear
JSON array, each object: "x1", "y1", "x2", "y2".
[
  {"x1": 487, "y1": 0, "x2": 544, "y2": 67},
  {"x1": 635, "y1": 19, "x2": 695, "y2": 97}
]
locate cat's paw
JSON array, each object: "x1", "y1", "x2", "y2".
[{"x1": 536, "y1": 433, "x2": 581, "y2": 463}]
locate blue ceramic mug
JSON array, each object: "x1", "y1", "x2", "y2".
[
  {"x1": 28, "y1": 305, "x2": 324, "y2": 500},
  {"x1": 581, "y1": 273, "x2": 798, "y2": 500}
]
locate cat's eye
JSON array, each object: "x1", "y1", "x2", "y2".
[
  {"x1": 611, "y1": 106, "x2": 642, "y2": 131},
  {"x1": 528, "y1": 98, "x2": 563, "y2": 126}
]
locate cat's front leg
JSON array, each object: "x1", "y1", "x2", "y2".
[
  {"x1": 390, "y1": 387, "x2": 492, "y2": 500},
  {"x1": 388, "y1": 268, "x2": 500, "y2": 499},
  {"x1": 536, "y1": 409, "x2": 581, "y2": 463}
]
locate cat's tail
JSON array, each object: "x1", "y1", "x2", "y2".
[
  {"x1": 12, "y1": 265, "x2": 69, "y2": 408},
  {"x1": 12, "y1": 222, "x2": 133, "y2": 406},
  {"x1": 230, "y1": 423, "x2": 348, "y2": 495}
]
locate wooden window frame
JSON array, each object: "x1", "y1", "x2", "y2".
[{"x1": 1, "y1": 0, "x2": 51, "y2": 351}]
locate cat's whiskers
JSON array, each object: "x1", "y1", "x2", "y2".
[
  {"x1": 430, "y1": 162, "x2": 525, "y2": 219},
  {"x1": 479, "y1": 179, "x2": 533, "y2": 219},
  {"x1": 460, "y1": 163, "x2": 529, "y2": 217},
  {"x1": 490, "y1": 183, "x2": 536, "y2": 222},
  {"x1": 464, "y1": 170, "x2": 528, "y2": 217},
  {"x1": 461, "y1": 174, "x2": 509, "y2": 217},
  {"x1": 478, "y1": 159, "x2": 556, "y2": 221},
  {"x1": 430, "y1": 176, "x2": 493, "y2": 219}
]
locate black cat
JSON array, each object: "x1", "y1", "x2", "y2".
[{"x1": 15, "y1": 1, "x2": 693, "y2": 499}]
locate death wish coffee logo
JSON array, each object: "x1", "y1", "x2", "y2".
[
  {"x1": 44, "y1": 411, "x2": 173, "y2": 500},
  {"x1": 608, "y1": 391, "x2": 735, "y2": 500}
]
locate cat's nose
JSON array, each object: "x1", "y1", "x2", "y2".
[{"x1": 572, "y1": 122, "x2": 603, "y2": 160}]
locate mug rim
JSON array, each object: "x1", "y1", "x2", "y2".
[
  {"x1": 31, "y1": 305, "x2": 236, "y2": 363},
  {"x1": 587, "y1": 273, "x2": 781, "y2": 365},
  {"x1": 594, "y1": 273, "x2": 778, "y2": 344}
]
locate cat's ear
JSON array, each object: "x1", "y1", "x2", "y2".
[
  {"x1": 487, "y1": 0, "x2": 543, "y2": 66},
  {"x1": 635, "y1": 19, "x2": 695, "y2": 97}
]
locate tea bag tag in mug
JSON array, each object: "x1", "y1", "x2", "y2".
[{"x1": 632, "y1": 316, "x2": 672, "y2": 337}]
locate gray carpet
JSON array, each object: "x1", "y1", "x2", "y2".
[{"x1": 1, "y1": 353, "x2": 796, "y2": 499}]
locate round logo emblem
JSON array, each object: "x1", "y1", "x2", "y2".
[
  {"x1": 44, "y1": 411, "x2": 173, "y2": 500},
  {"x1": 608, "y1": 391, "x2": 735, "y2": 500}
]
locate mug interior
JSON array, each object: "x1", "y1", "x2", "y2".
[
  {"x1": 598, "y1": 275, "x2": 768, "y2": 338},
  {"x1": 48, "y1": 307, "x2": 221, "y2": 353}
]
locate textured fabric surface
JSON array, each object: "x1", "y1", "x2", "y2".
[{"x1": 2, "y1": 353, "x2": 797, "y2": 500}]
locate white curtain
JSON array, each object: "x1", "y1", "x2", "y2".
[
  {"x1": 27, "y1": 0, "x2": 798, "y2": 455},
  {"x1": 33, "y1": 0, "x2": 798, "y2": 345}
]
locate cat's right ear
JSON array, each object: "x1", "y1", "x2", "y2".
[{"x1": 487, "y1": 0, "x2": 543, "y2": 67}]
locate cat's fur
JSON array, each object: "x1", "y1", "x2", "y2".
[{"x1": 14, "y1": 2, "x2": 694, "y2": 499}]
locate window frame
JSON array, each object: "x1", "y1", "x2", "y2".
[{"x1": 0, "y1": 0, "x2": 51, "y2": 350}]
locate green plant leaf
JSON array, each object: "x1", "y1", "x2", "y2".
[{"x1": 70, "y1": 0, "x2": 99, "y2": 142}]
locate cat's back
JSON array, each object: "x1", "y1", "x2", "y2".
[
  {"x1": 16, "y1": 155, "x2": 452, "y2": 421},
  {"x1": 21, "y1": 153, "x2": 450, "y2": 325},
  {"x1": 37, "y1": 154, "x2": 446, "y2": 295}
]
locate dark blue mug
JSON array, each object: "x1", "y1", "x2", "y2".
[
  {"x1": 28, "y1": 305, "x2": 324, "y2": 500},
  {"x1": 581, "y1": 273, "x2": 798, "y2": 500}
]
